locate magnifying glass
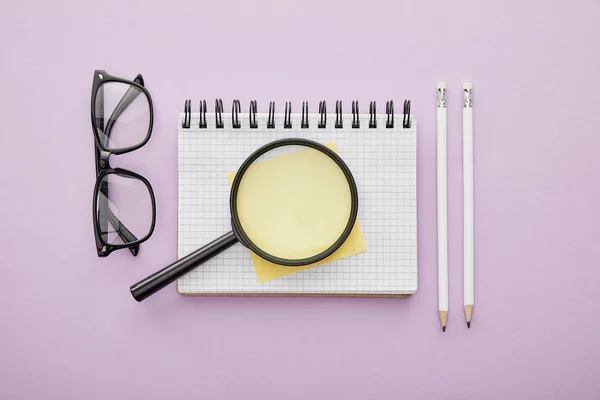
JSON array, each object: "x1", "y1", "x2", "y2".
[{"x1": 130, "y1": 138, "x2": 359, "y2": 302}]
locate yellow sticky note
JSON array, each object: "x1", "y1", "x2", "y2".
[{"x1": 227, "y1": 142, "x2": 367, "y2": 283}]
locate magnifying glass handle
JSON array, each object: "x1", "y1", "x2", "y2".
[{"x1": 130, "y1": 231, "x2": 238, "y2": 302}]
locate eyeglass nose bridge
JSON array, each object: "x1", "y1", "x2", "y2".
[{"x1": 98, "y1": 150, "x2": 111, "y2": 170}]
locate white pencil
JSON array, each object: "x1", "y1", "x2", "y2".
[
  {"x1": 463, "y1": 83, "x2": 474, "y2": 328},
  {"x1": 437, "y1": 82, "x2": 448, "y2": 332}
]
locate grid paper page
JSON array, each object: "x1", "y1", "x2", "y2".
[{"x1": 177, "y1": 112, "x2": 417, "y2": 295}]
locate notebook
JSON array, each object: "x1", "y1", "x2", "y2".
[{"x1": 177, "y1": 99, "x2": 417, "y2": 296}]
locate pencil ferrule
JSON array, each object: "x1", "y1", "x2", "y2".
[
  {"x1": 463, "y1": 88, "x2": 473, "y2": 108},
  {"x1": 437, "y1": 87, "x2": 447, "y2": 108}
]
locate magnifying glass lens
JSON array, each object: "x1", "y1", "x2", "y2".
[{"x1": 236, "y1": 145, "x2": 353, "y2": 261}]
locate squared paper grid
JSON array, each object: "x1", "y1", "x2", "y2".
[{"x1": 177, "y1": 112, "x2": 417, "y2": 295}]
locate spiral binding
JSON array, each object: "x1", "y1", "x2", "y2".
[
  {"x1": 284, "y1": 102, "x2": 292, "y2": 129},
  {"x1": 182, "y1": 99, "x2": 412, "y2": 129},
  {"x1": 215, "y1": 98, "x2": 224, "y2": 129},
  {"x1": 352, "y1": 100, "x2": 360, "y2": 129},
  {"x1": 249, "y1": 100, "x2": 258, "y2": 129},
  {"x1": 301, "y1": 102, "x2": 309, "y2": 129},
  {"x1": 369, "y1": 101, "x2": 377, "y2": 128},
  {"x1": 182, "y1": 99, "x2": 191, "y2": 128},
  {"x1": 199, "y1": 100, "x2": 207, "y2": 128},
  {"x1": 403, "y1": 100, "x2": 411, "y2": 129},
  {"x1": 232, "y1": 99, "x2": 241, "y2": 129},
  {"x1": 318, "y1": 101, "x2": 327, "y2": 129},
  {"x1": 386, "y1": 100, "x2": 394, "y2": 129},
  {"x1": 335, "y1": 101, "x2": 343, "y2": 129},
  {"x1": 267, "y1": 101, "x2": 275, "y2": 129}
]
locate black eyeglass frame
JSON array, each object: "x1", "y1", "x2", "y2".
[{"x1": 91, "y1": 70, "x2": 157, "y2": 257}]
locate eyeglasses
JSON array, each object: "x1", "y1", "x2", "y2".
[{"x1": 91, "y1": 70, "x2": 156, "y2": 257}]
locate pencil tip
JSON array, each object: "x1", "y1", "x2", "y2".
[
  {"x1": 467, "y1": 321, "x2": 471, "y2": 329},
  {"x1": 442, "y1": 326, "x2": 446, "y2": 332}
]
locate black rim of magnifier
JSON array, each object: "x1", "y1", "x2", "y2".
[{"x1": 230, "y1": 138, "x2": 359, "y2": 267}]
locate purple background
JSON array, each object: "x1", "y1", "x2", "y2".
[{"x1": 1, "y1": 0, "x2": 600, "y2": 399}]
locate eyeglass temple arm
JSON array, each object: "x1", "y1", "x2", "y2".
[
  {"x1": 104, "y1": 74, "x2": 145, "y2": 140},
  {"x1": 97, "y1": 183, "x2": 140, "y2": 256},
  {"x1": 107, "y1": 207, "x2": 140, "y2": 256}
]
